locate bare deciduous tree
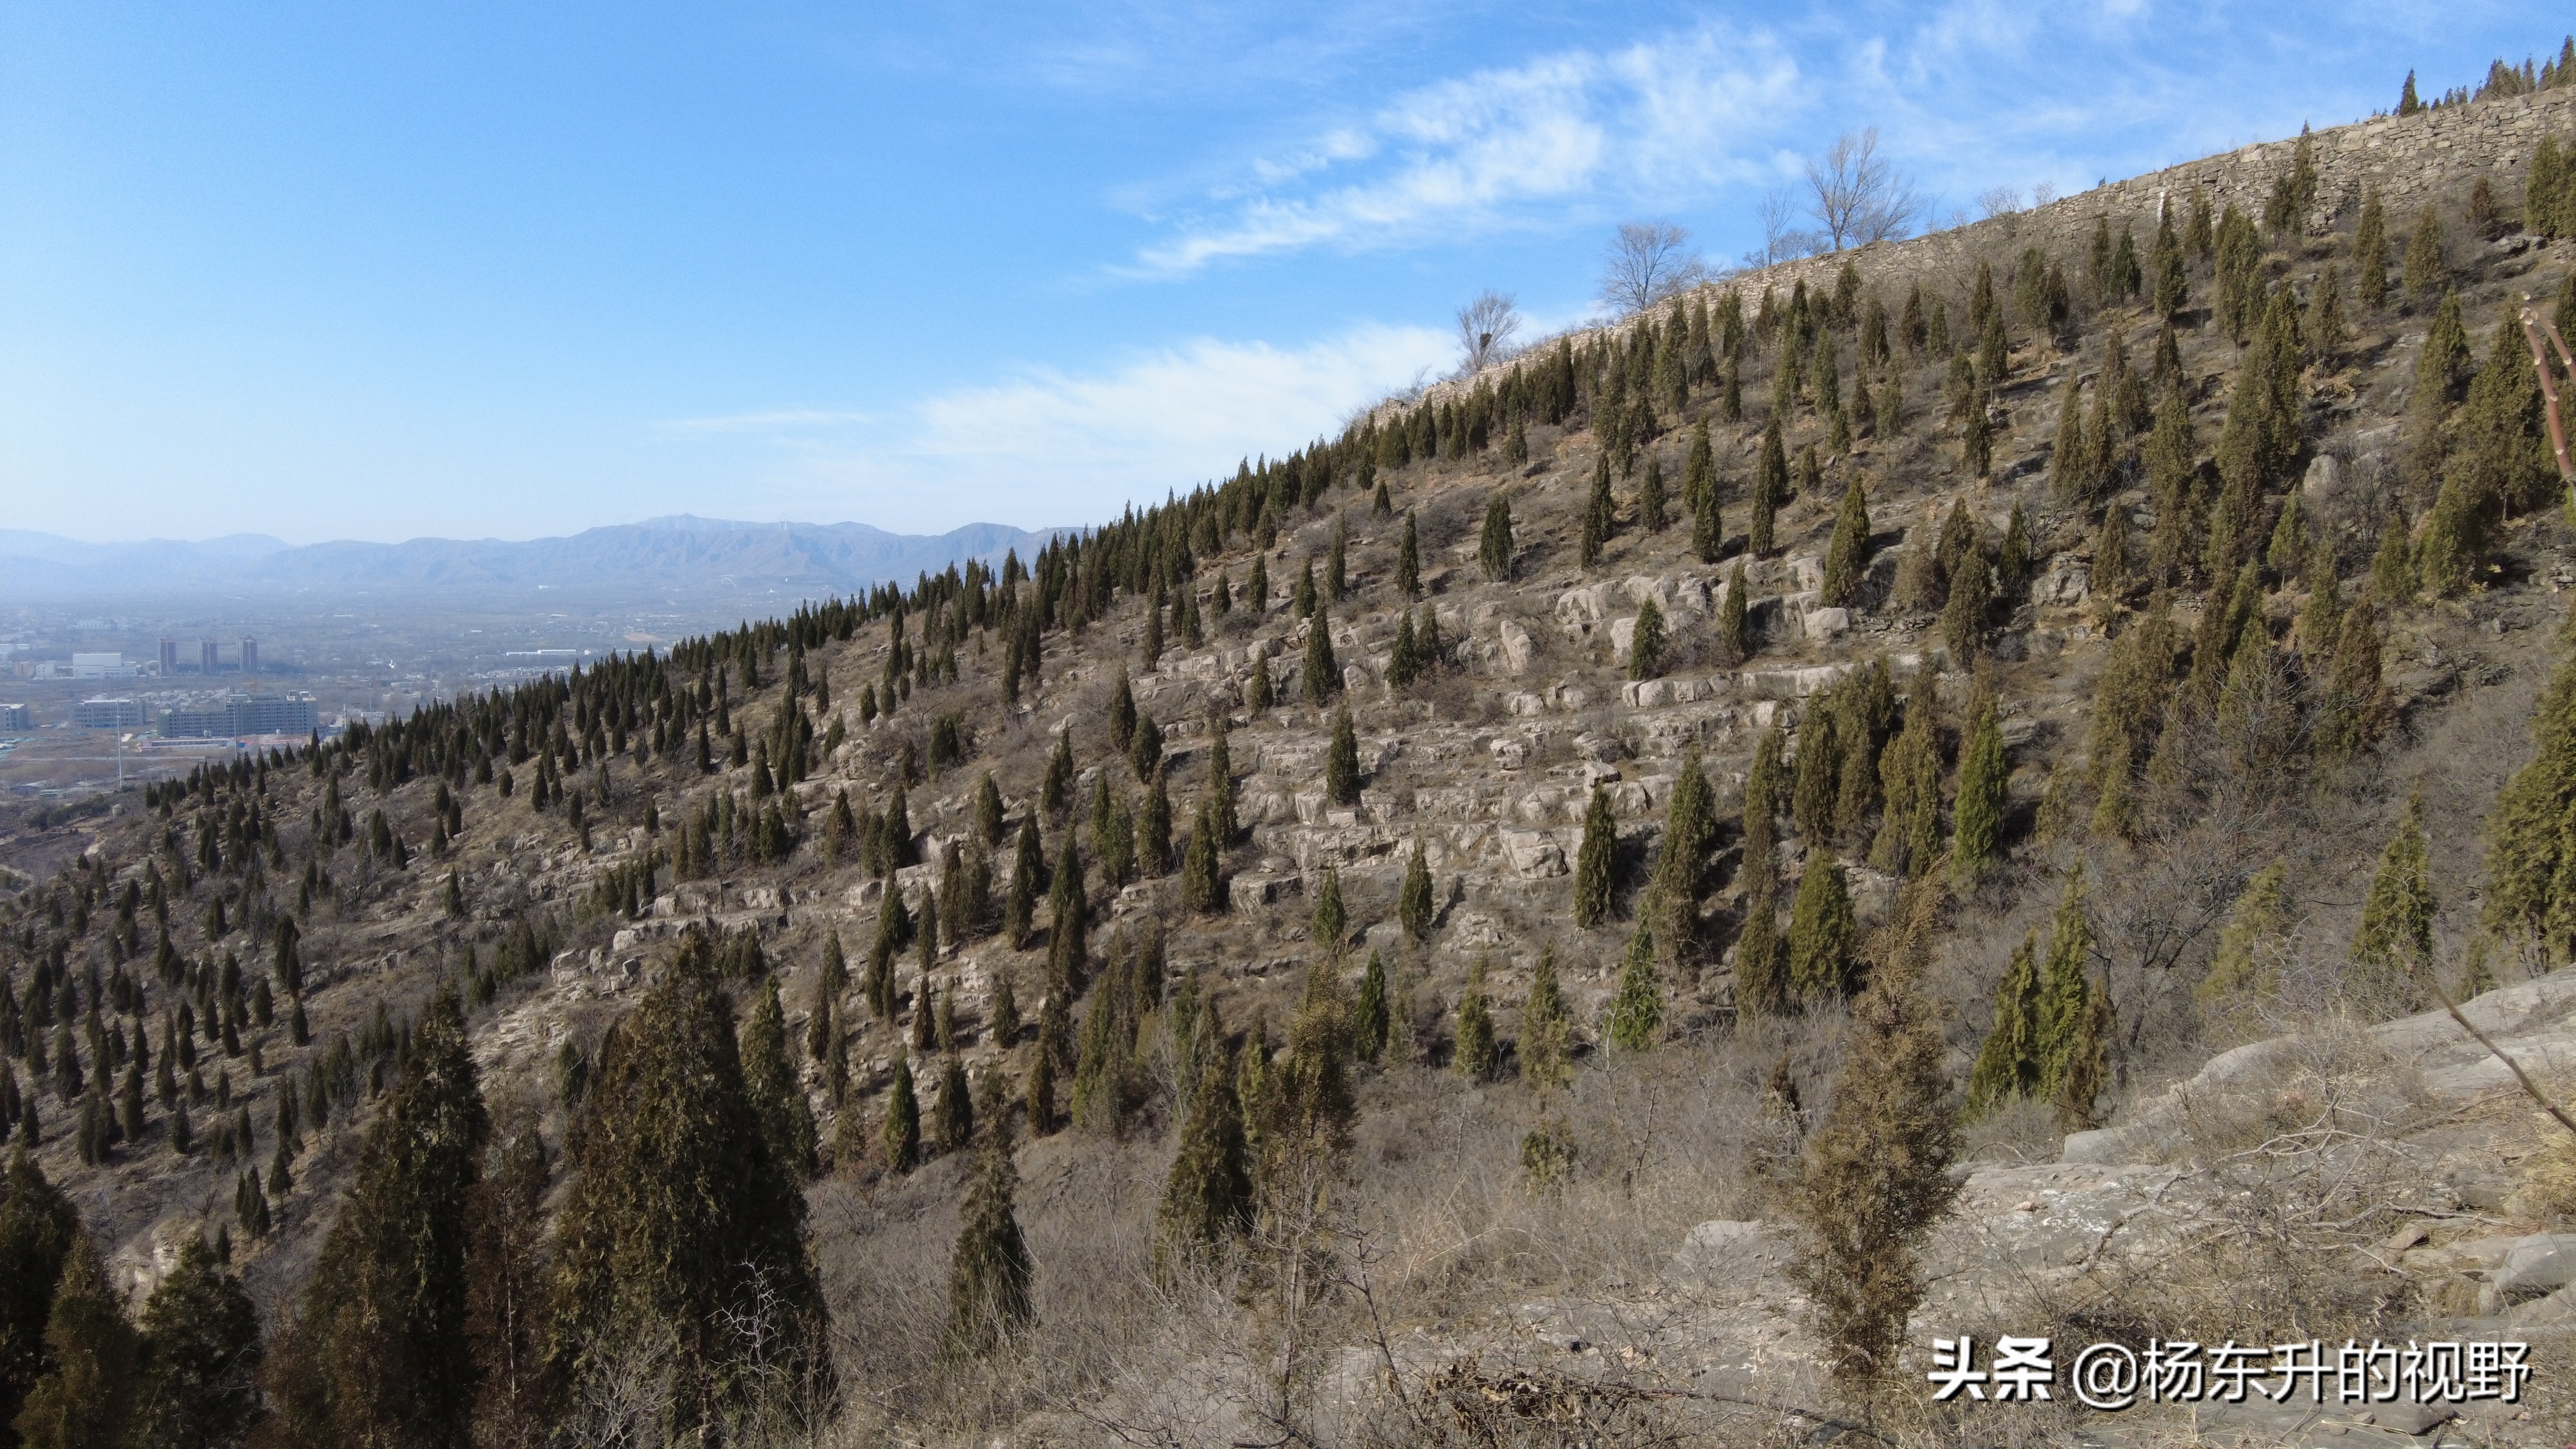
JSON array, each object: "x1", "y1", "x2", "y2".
[
  {"x1": 1977, "y1": 186, "x2": 2025, "y2": 220},
  {"x1": 1744, "y1": 189, "x2": 1824, "y2": 269},
  {"x1": 1452, "y1": 290, "x2": 1522, "y2": 377},
  {"x1": 1598, "y1": 222, "x2": 1707, "y2": 316},
  {"x1": 1805, "y1": 127, "x2": 1924, "y2": 251}
]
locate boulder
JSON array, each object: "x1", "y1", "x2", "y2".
[
  {"x1": 2496, "y1": 1234, "x2": 2576, "y2": 1300},
  {"x1": 1498, "y1": 619, "x2": 1536, "y2": 675},
  {"x1": 1500, "y1": 830, "x2": 1568, "y2": 878}
]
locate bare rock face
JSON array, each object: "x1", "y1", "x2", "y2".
[{"x1": 1497, "y1": 618, "x2": 1536, "y2": 675}]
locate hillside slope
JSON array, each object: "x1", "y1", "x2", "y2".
[{"x1": 8, "y1": 69, "x2": 2576, "y2": 1449}]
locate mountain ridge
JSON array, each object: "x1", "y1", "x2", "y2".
[{"x1": 0, "y1": 515, "x2": 1071, "y2": 599}]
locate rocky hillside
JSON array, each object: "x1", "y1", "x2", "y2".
[{"x1": 8, "y1": 58, "x2": 2576, "y2": 1449}]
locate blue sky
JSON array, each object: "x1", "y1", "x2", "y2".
[{"x1": 0, "y1": 2, "x2": 2549, "y2": 544}]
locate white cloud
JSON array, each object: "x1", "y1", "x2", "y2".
[
  {"x1": 1135, "y1": 26, "x2": 1802, "y2": 273},
  {"x1": 664, "y1": 323, "x2": 1452, "y2": 533}
]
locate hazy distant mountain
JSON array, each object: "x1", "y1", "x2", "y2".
[{"x1": 0, "y1": 516, "x2": 1066, "y2": 599}]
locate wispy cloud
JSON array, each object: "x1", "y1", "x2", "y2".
[
  {"x1": 1134, "y1": 26, "x2": 1802, "y2": 274},
  {"x1": 659, "y1": 323, "x2": 1451, "y2": 533},
  {"x1": 660, "y1": 408, "x2": 878, "y2": 434}
]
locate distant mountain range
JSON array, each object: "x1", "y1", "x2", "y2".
[{"x1": 0, "y1": 515, "x2": 1069, "y2": 599}]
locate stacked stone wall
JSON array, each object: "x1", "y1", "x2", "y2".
[{"x1": 1379, "y1": 85, "x2": 2576, "y2": 427}]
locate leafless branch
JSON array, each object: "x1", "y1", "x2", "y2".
[
  {"x1": 1598, "y1": 222, "x2": 1707, "y2": 316},
  {"x1": 1452, "y1": 290, "x2": 1522, "y2": 378},
  {"x1": 1805, "y1": 128, "x2": 1924, "y2": 250}
]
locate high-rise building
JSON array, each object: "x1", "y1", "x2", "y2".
[
  {"x1": 0, "y1": 703, "x2": 30, "y2": 732},
  {"x1": 159, "y1": 638, "x2": 179, "y2": 675},
  {"x1": 200, "y1": 638, "x2": 220, "y2": 674},
  {"x1": 240, "y1": 637, "x2": 258, "y2": 674}
]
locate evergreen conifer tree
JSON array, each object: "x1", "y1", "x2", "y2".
[
  {"x1": 1153, "y1": 1044, "x2": 1249, "y2": 1278},
  {"x1": 2352, "y1": 187, "x2": 2389, "y2": 309},
  {"x1": 1478, "y1": 495, "x2": 1516, "y2": 582},
  {"x1": 1581, "y1": 455, "x2": 1613, "y2": 567},
  {"x1": 944, "y1": 1115, "x2": 1033, "y2": 1357},
  {"x1": 1521, "y1": 943, "x2": 1571, "y2": 1089},
  {"x1": 1303, "y1": 606, "x2": 1339, "y2": 705},
  {"x1": 1965, "y1": 933, "x2": 2043, "y2": 1114},
  {"x1": 1786, "y1": 858, "x2": 1860, "y2": 1001},
  {"x1": 1604, "y1": 925, "x2": 1663, "y2": 1051},
  {"x1": 2034, "y1": 866, "x2": 2095, "y2": 1092},
  {"x1": 1720, "y1": 558, "x2": 1753, "y2": 662},
  {"x1": 1627, "y1": 595, "x2": 1667, "y2": 680},
  {"x1": 1752, "y1": 420, "x2": 1787, "y2": 554},
  {"x1": 1401, "y1": 841, "x2": 1436, "y2": 942},
  {"x1": 266, "y1": 989, "x2": 487, "y2": 1449},
  {"x1": 882, "y1": 1056, "x2": 922, "y2": 1171},
  {"x1": 1352, "y1": 949, "x2": 1390, "y2": 1064},
  {"x1": 1950, "y1": 691, "x2": 2006, "y2": 885},
  {"x1": 1639, "y1": 452, "x2": 1668, "y2": 534},
  {"x1": 1790, "y1": 968, "x2": 1958, "y2": 1383},
  {"x1": 1181, "y1": 797, "x2": 1224, "y2": 916},
  {"x1": 1453, "y1": 956, "x2": 1498, "y2": 1081},
  {"x1": 1646, "y1": 749, "x2": 1718, "y2": 960},
  {"x1": 1821, "y1": 475, "x2": 1873, "y2": 606},
  {"x1": 544, "y1": 940, "x2": 827, "y2": 1428},
  {"x1": 11, "y1": 1232, "x2": 135, "y2": 1449},
  {"x1": 2352, "y1": 790, "x2": 2437, "y2": 1002},
  {"x1": 1396, "y1": 512, "x2": 1421, "y2": 598},
  {"x1": 0, "y1": 1144, "x2": 79, "y2": 1439},
  {"x1": 742, "y1": 977, "x2": 818, "y2": 1181},
  {"x1": 132, "y1": 1232, "x2": 262, "y2": 1449},
  {"x1": 1566, "y1": 784, "x2": 1607, "y2": 917},
  {"x1": 1324, "y1": 704, "x2": 1360, "y2": 804},
  {"x1": 2402, "y1": 206, "x2": 2447, "y2": 310}
]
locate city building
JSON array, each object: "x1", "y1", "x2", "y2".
[
  {"x1": 160, "y1": 693, "x2": 318, "y2": 738},
  {"x1": 240, "y1": 637, "x2": 258, "y2": 674},
  {"x1": 0, "y1": 704, "x2": 29, "y2": 732},
  {"x1": 70, "y1": 653, "x2": 134, "y2": 679},
  {"x1": 159, "y1": 638, "x2": 179, "y2": 675},
  {"x1": 72, "y1": 698, "x2": 145, "y2": 728},
  {"x1": 200, "y1": 638, "x2": 220, "y2": 674}
]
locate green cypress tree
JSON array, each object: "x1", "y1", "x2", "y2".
[
  {"x1": 2402, "y1": 206, "x2": 2446, "y2": 308},
  {"x1": 1791, "y1": 704, "x2": 1841, "y2": 844},
  {"x1": 1571, "y1": 788, "x2": 1616, "y2": 927},
  {"x1": 1964, "y1": 932, "x2": 2043, "y2": 1114},
  {"x1": 1453, "y1": 956, "x2": 1498, "y2": 1081},
  {"x1": 463, "y1": 1117, "x2": 552, "y2": 1447},
  {"x1": 1789, "y1": 967, "x2": 1958, "y2": 1383},
  {"x1": 1647, "y1": 749, "x2": 1718, "y2": 960},
  {"x1": 0, "y1": 1144, "x2": 78, "y2": 1441},
  {"x1": 1604, "y1": 924, "x2": 1663, "y2": 1051},
  {"x1": 1396, "y1": 512, "x2": 1421, "y2": 598},
  {"x1": 2351, "y1": 187, "x2": 2389, "y2": 309},
  {"x1": 1400, "y1": 841, "x2": 1436, "y2": 942},
  {"x1": 1303, "y1": 605, "x2": 1339, "y2": 705},
  {"x1": 267, "y1": 989, "x2": 488, "y2": 1449},
  {"x1": 1786, "y1": 857, "x2": 1859, "y2": 1002},
  {"x1": 2485, "y1": 645, "x2": 2576, "y2": 957},
  {"x1": 1042, "y1": 729, "x2": 1075, "y2": 821},
  {"x1": 1153, "y1": 1043, "x2": 1249, "y2": 1278},
  {"x1": 2033, "y1": 866, "x2": 2095, "y2": 1092},
  {"x1": 1821, "y1": 475, "x2": 1873, "y2": 607},
  {"x1": 1949, "y1": 690, "x2": 2006, "y2": 885},
  {"x1": 2056, "y1": 986, "x2": 2113, "y2": 1131},
  {"x1": 1581, "y1": 454, "x2": 1613, "y2": 567},
  {"x1": 1720, "y1": 558, "x2": 1753, "y2": 662},
  {"x1": 1181, "y1": 797, "x2": 1224, "y2": 915},
  {"x1": 1639, "y1": 451, "x2": 1668, "y2": 534},
  {"x1": 544, "y1": 940, "x2": 827, "y2": 1428},
  {"x1": 1310, "y1": 866, "x2": 1346, "y2": 956},
  {"x1": 742, "y1": 977, "x2": 818, "y2": 1181},
  {"x1": 1629, "y1": 595, "x2": 1666, "y2": 680},
  {"x1": 1267, "y1": 961, "x2": 1355, "y2": 1182},
  {"x1": 2352, "y1": 790, "x2": 2437, "y2": 1003},
  {"x1": 132, "y1": 1233, "x2": 262, "y2": 1449},
  {"x1": 1521, "y1": 943, "x2": 1571, "y2": 1089},
  {"x1": 882, "y1": 1056, "x2": 922, "y2": 1171},
  {"x1": 2198, "y1": 863, "x2": 2295, "y2": 1031},
  {"x1": 944, "y1": 1116, "x2": 1033, "y2": 1357},
  {"x1": 1352, "y1": 949, "x2": 1390, "y2": 1064},
  {"x1": 11, "y1": 1232, "x2": 136, "y2": 1449},
  {"x1": 935, "y1": 1053, "x2": 974, "y2": 1154},
  {"x1": 1479, "y1": 494, "x2": 1514, "y2": 581},
  {"x1": 1734, "y1": 879, "x2": 1788, "y2": 1018},
  {"x1": 1324, "y1": 703, "x2": 1360, "y2": 804},
  {"x1": 1751, "y1": 419, "x2": 1787, "y2": 554}
]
